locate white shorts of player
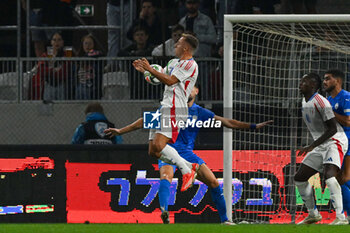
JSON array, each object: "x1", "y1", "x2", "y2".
[
  {"x1": 149, "y1": 105, "x2": 187, "y2": 144},
  {"x1": 302, "y1": 138, "x2": 348, "y2": 172}
]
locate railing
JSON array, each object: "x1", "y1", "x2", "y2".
[{"x1": 0, "y1": 57, "x2": 224, "y2": 102}]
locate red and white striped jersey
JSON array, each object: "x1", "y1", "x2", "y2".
[
  {"x1": 161, "y1": 58, "x2": 198, "y2": 121},
  {"x1": 301, "y1": 93, "x2": 347, "y2": 145}
]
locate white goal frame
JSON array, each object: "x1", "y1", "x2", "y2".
[{"x1": 223, "y1": 14, "x2": 350, "y2": 221}]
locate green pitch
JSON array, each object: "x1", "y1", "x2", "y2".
[{"x1": 0, "y1": 224, "x2": 349, "y2": 233}]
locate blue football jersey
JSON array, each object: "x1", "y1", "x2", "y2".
[
  {"x1": 327, "y1": 89, "x2": 350, "y2": 141},
  {"x1": 171, "y1": 103, "x2": 215, "y2": 151}
]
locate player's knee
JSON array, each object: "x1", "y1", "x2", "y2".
[
  {"x1": 152, "y1": 140, "x2": 165, "y2": 154},
  {"x1": 149, "y1": 150, "x2": 160, "y2": 158}
]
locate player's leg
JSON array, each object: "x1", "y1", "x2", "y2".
[
  {"x1": 179, "y1": 151, "x2": 233, "y2": 224},
  {"x1": 340, "y1": 156, "x2": 350, "y2": 221},
  {"x1": 196, "y1": 164, "x2": 231, "y2": 224},
  {"x1": 294, "y1": 162, "x2": 321, "y2": 224},
  {"x1": 148, "y1": 106, "x2": 195, "y2": 173},
  {"x1": 337, "y1": 155, "x2": 350, "y2": 221},
  {"x1": 149, "y1": 133, "x2": 193, "y2": 174},
  {"x1": 324, "y1": 163, "x2": 347, "y2": 224},
  {"x1": 323, "y1": 142, "x2": 348, "y2": 225},
  {"x1": 158, "y1": 163, "x2": 175, "y2": 224},
  {"x1": 148, "y1": 132, "x2": 198, "y2": 192}
]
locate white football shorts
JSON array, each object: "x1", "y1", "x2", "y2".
[
  {"x1": 302, "y1": 139, "x2": 348, "y2": 172},
  {"x1": 148, "y1": 106, "x2": 187, "y2": 143}
]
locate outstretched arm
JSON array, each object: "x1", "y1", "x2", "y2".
[
  {"x1": 104, "y1": 118, "x2": 143, "y2": 137},
  {"x1": 214, "y1": 115, "x2": 273, "y2": 129}
]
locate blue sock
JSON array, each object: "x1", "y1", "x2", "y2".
[
  {"x1": 342, "y1": 180, "x2": 350, "y2": 216},
  {"x1": 210, "y1": 186, "x2": 228, "y2": 222},
  {"x1": 159, "y1": 179, "x2": 171, "y2": 212}
]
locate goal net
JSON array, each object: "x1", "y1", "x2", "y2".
[{"x1": 223, "y1": 15, "x2": 350, "y2": 224}]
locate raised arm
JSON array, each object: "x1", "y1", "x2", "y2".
[
  {"x1": 104, "y1": 118, "x2": 143, "y2": 137},
  {"x1": 214, "y1": 115, "x2": 273, "y2": 130}
]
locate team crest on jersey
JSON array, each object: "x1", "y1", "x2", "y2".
[
  {"x1": 95, "y1": 122, "x2": 108, "y2": 137},
  {"x1": 335, "y1": 103, "x2": 339, "y2": 109}
]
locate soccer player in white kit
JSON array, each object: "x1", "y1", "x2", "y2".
[
  {"x1": 295, "y1": 73, "x2": 348, "y2": 225},
  {"x1": 132, "y1": 33, "x2": 199, "y2": 192}
]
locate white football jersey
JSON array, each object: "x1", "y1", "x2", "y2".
[
  {"x1": 302, "y1": 93, "x2": 347, "y2": 146},
  {"x1": 160, "y1": 58, "x2": 198, "y2": 121}
]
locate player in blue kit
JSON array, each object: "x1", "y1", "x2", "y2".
[
  {"x1": 156, "y1": 86, "x2": 272, "y2": 224},
  {"x1": 324, "y1": 69, "x2": 350, "y2": 223},
  {"x1": 105, "y1": 86, "x2": 272, "y2": 224}
]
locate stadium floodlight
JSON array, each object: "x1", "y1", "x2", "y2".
[{"x1": 223, "y1": 14, "x2": 350, "y2": 223}]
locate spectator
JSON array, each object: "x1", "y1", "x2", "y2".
[
  {"x1": 43, "y1": 32, "x2": 72, "y2": 100},
  {"x1": 29, "y1": 32, "x2": 72, "y2": 100},
  {"x1": 120, "y1": 25, "x2": 160, "y2": 99},
  {"x1": 106, "y1": 0, "x2": 133, "y2": 58},
  {"x1": 178, "y1": 0, "x2": 216, "y2": 57},
  {"x1": 152, "y1": 24, "x2": 184, "y2": 57},
  {"x1": 75, "y1": 34, "x2": 103, "y2": 100},
  {"x1": 126, "y1": 0, "x2": 168, "y2": 46},
  {"x1": 118, "y1": 25, "x2": 154, "y2": 56},
  {"x1": 72, "y1": 102, "x2": 122, "y2": 144},
  {"x1": 177, "y1": 0, "x2": 216, "y2": 22}
]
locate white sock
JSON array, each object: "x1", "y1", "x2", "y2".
[
  {"x1": 183, "y1": 159, "x2": 192, "y2": 169},
  {"x1": 326, "y1": 177, "x2": 346, "y2": 220},
  {"x1": 160, "y1": 145, "x2": 191, "y2": 174},
  {"x1": 295, "y1": 181, "x2": 319, "y2": 216}
]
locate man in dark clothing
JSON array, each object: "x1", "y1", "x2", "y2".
[
  {"x1": 72, "y1": 102, "x2": 122, "y2": 144},
  {"x1": 126, "y1": 0, "x2": 168, "y2": 46},
  {"x1": 118, "y1": 25, "x2": 154, "y2": 56}
]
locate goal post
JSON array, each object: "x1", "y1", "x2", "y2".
[
  {"x1": 223, "y1": 15, "x2": 233, "y2": 222},
  {"x1": 223, "y1": 14, "x2": 350, "y2": 223}
]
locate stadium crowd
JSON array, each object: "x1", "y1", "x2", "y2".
[{"x1": 0, "y1": 0, "x2": 321, "y2": 101}]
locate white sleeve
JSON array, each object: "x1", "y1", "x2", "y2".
[
  {"x1": 171, "y1": 60, "x2": 197, "y2": 82},
  {"x1": 317, "y1": 97, "x2": 335, "y2": 122}
]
